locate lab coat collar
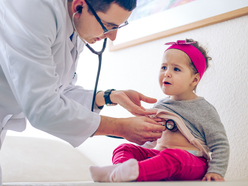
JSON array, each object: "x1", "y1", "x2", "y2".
[{"x1": 66, "y1": 2, "x2": 74, "y2": 52}]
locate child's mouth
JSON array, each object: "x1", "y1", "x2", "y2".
[{"x1": 164, "y1": 81, "x2": 171, "y2": 85}]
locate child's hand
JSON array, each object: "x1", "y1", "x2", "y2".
[{"x1": 202, "y1": 173, "x2": 224, "y2": 181}]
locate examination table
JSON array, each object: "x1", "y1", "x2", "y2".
[{"x1": 0, "y1": 136, "x2": 247, "y2": 186}]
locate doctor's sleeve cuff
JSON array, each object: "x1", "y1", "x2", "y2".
[
  {"x1": 93, "y1": 90, "x2": 104, "y2": 110},
  {"x1": 70, "y1": 112, "x2": 101, "y2": 147}
]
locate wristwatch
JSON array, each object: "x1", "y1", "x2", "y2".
[{"x1": 104, "y1": 89, "x2": 117, "y2": 106}]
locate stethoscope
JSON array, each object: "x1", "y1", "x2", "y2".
[
  {"x1": 72, "y1": 11, "x2": 107, "y2": 112},
  {"x1": 72, "y1": 10, "x2": 179, "y2": 140},
  {"x1": 164, "y1": 119, "x2": 178, "y2": 132},
  {"x1": 72, "y1": 10, "x2": 123, "y2": 139}
]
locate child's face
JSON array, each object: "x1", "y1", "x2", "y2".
[{"x1": 159, "y1": 49, "x2": 199, "y2": 100}]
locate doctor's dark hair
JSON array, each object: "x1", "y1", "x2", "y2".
[
  {"x1": 68, "y1": 0, "x2": 136, "y2": 13},
  {"x1": 87, "y1": 0, "x2": 136, "y2": 12}
]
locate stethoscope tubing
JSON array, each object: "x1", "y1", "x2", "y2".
[
  {"x1": 72, "y1": 12, "x2": 149, "y2": 139},
  {"x1": 90, "y1": 39, "x2": 107, "y2": 112},
  {"x1": 72, "y1": 11, "x2": 107, "y2": 111}
]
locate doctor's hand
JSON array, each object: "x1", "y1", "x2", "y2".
[
  {"x1": 95, "y1": 115, "x2": 165, "y2": 145},
  {"x1": 110, "y1": 90, "x2": 157, "y2": 116}
]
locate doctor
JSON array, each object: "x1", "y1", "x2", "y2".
[{"x1": 0, "y1": 0, "x2": 165, "y2": 181}]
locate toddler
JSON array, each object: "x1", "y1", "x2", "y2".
[{"x1": 89, "y1": 39, "x2": 229, "y2": 182}]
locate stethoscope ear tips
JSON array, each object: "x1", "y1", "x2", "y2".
[
  {"x1": 165, "y1": 119, "x2": 178, "y2": 132},
  {"x1": 76, "y1": 6, "x2": 83, "y2": 13}
]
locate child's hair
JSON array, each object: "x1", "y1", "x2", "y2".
[{"x1": 186, "y1": 38, "x2": 212, "y2": 76}]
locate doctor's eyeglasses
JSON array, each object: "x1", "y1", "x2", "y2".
[{"x1": 85, "y1": 0, "x2": 129, "y2": 34}]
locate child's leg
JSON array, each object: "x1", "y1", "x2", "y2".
[
  {"x1": 89, "y1": 164, "x2": 119, "y2": 182},
  {"x1": 90, "y1": 143, "x2": 159, "y2": 182},
  {"x1": 137, "y1": 148, "x2": 208, "y2": 181},
  {"x1": 112, "y1": 143, "x2": 160, "y2": 164},
  {"x1": 109, "y1": 159, "x2": 139, "y2": 182}
]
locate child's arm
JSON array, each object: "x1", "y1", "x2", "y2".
[
  {"x1": 201, "y1": 107, "x2": 229, "y2": 179},
  {"x1": 202, "y1": 173, "x2": 224, "y2": 181}
]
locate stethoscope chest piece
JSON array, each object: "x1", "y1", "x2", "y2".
[{"x1": 165, "y1": 119, "x2": 178, "y2": 132}]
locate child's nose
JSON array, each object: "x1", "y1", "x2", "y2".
[{"x1": 164, "y1": 69, "x2": 172, "y2": 77}]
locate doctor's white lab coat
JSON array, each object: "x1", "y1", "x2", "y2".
[{"x1": 0, "y1": 0, "x2": 101, "y2": 148}]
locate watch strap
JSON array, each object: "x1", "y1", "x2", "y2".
[{"x1": 104, "y1": 89, "x2": 117, "y2": 106}]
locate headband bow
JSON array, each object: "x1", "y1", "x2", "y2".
[
  {"x1": 165, "y1": 40, "x2": 195, "y2": 45},
  {"x1": 164, "y1": 40, "x2": 206, "y2": 79}
]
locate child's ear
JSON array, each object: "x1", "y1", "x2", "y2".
[{"x1": 191, "y1": 73, "x2": 200, "y2": 87}]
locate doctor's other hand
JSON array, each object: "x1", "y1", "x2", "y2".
[
  {"x1": 110, "y1": 90, "x2": 157, "y2": 116},
  {"x1": 96, "y1": 115, "x2": 165, "y2": 145}
]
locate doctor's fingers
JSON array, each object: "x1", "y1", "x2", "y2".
[
  {"x1": 130, "y1": 107, "x2": 156, "y2": 116},
  {"x1": 116, "y1": 90, "x2": 157, "y2": 115},
  {"x1": 131, "y1": 107, "x2": 161, "y2": 117},
  {"x1": 138, "y1": 93, "x2": 157, "y2": 104},
  {"x1": 120, "y1": 101, "x2": 154, "y2": 117},
  {"x1": 142, "y1": 119, "x2": 165, "y2": 137},
  {"x1": 124, "y1": 117, "x2": 163, "y2": 139},
  {"x1": 149, "y1": 130, "x2": 163, "y2": 140}
]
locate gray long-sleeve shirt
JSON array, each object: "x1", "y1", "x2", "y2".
[{"x1": 154, "y1": 97, "x2": 229, "y2": 177}]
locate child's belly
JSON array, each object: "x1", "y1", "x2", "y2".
[{"x1": 156, "y1": 130, "x2": 199, "y2": 151}]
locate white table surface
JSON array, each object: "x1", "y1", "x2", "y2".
[{"x1": 3, "y1": 180, "x2": 248, "y2": 186}]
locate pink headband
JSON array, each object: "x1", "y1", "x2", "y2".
[{"x1": 165, "y1": 40, "x2": 206, "y2": 79}]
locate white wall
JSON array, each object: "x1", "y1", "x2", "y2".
[
  {"x1": 7, "y1": 15, "x2": 248, "y2": 181},
  {"x1": 76, "y1": 15, "x2": 248, "y2": 181}
]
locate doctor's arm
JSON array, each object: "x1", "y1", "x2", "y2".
[
  {"x1": 95, "y1": 90, "x2": 158, "y2": 116},
  {"x1": 93, "y1": 90, "x2": 165, "y2": 145},
  {"x1": 94, "y1": 115, "x2": 165, "y2": 145}
]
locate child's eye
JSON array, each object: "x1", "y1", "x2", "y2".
[
  {"x1": 174, "y1": 67, "x2": 181, "y2": 72},
  {"x1": 161, "y1": 66, "x2": 167, "y2": 70}
]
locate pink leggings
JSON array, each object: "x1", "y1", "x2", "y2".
[{"x1": 112, "y1": 143, "x2": 208, "y2": 181}]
